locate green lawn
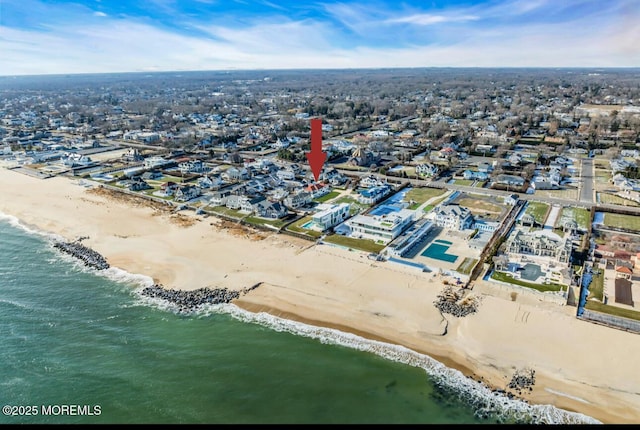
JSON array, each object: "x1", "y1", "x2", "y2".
[
  {"x1": 491, "y1": 270, "x2": 565, "y2": 293},
  {"x1": 286, "y1": 215, "x2": 324, "y2": 238},
  {"x1": 423, "y1": 195, "x2": 449, "y2": 213},
  {"x1": 314, "y1": 191, "x2": 341, "y2": 203},
  {"x1": 556, "y1": 207, "x2": 591, "y2": 230},
  {"x1": 323, "y1": 234, "x2": 386, "y2": 253},
  {"x1": 603, "y1": 212, "x2": 640, "y2": 231},
  {"x1": 524, "y1": 201, "x2": 550, "y2": 225},
  {"x1": 404, "y1": 187, "x2": 447, "y2": 209},
  {"x1": 453, "y1": 179, "x2": 474, "y2": 186},
  {"x1": 599, "y1": 193, "x2": 640, "y2": 207},
  {"x1": 334, "y1": 196, "x2": 368, "y2": 215},
  {"x1": 208, "y1": 206, "x2": 245, "y2": 218},
  {"x1": 585, "y1": 300, "x2": 640, "y2": 321},
  {"x1": 587, "y1": 269, "x2": 604, "y2": 301}
]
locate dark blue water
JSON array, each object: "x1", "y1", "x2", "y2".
[{"x1": 0, "y1": 217, "x2": 598, "y2": 424}]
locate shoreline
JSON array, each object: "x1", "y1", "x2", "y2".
[{"x1": 1, "y1": 167, "x2": 639, "y2": 423}]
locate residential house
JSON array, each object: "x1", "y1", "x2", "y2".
[
  {"x1": 504, "y1": 194, "x2": 519, "y2": 206},
  {"x1": 178, "y1": 159, "x2": 206, "y2": 174},
  {"x1": 141, "y1": 170, "x2": 163, "y2": 180},
  {"x1": 198, "y1": 174, "x2": 224, "y2": 190},
  {"x1": 253, "y1": 198, "x2": 289, "y2": 219},
  {"x1": 127, "y1": 177, "x2": 151, "y2": 192},
  {"x1": 505, "y1": 229, "x2": 571, "y2": 264},
  {"x1": 222, "y1": 166, "x2": 250, "y2": 182},
  {"x1": 431, "y1": 204, "x2": 474, "y2": 231},
  {"x1": 305, "y1": 182, "x2": 331, "y2": 199},
  {"x1": 415, "y1": 163, "x2": 439, "y2": 178},
  {"x1": 348, "y1": 209, "x2": 415, "y2": 244},
  {"x1": 462, "y1": 170, "x2": 489, "y2": 181},
  {"x1": 175, "y1": 185, "x2": 201, "y2": 202},
  {"x1": 358, "y1": 184, "x2": 391, "y2": 205},
  {"x1": 160, "y1": 181, "x2": 179, "y2": 196},
  {"x1": 359, "y1": 175, "x2": 386, "y2": 188},
  {"x1": 311, "y1": 203, "x2": 350, "y2": 230},
  {"x1": 284, "y1": 190, "x2": 312, "y2": 209}
]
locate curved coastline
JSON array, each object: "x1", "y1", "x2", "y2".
[
  {"x1": 1, "y1": 168, "x2": 638, "y2": 424},
  {"x1": 1, "y1": 212, "x2": 598, "y2": 424}
]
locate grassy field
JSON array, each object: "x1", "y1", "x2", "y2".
[
  {"x1": 587, "y1": 269, "x2": 604, "y2": 301},
  {"x1": 585, "y1": 300, "x2": 640, "y2": 321},
  {"x1": 456, "y1": 258, "x2": 478, "y2": 275},
  {"x1": 286, "y1": 215, "x2": 324, "y2": 238},
  {"x1": 404, "y1": 187, "x2": 447, "y2": 209},
  {"x1": 323, "y1": 234, "x2": 386, "y2": 253},
  {"x1": 602, "y1": 212, "x2": 640, "y2": 231},
  {"x1": 456, "y1": 195, "x2": 502, "y2": 214},
  {"x1": 423, "y1": 195, "x2": 449, "y2": 213},
  {"x1": 453, "y1": 179, "x2": 474, "y2": 186},
  {"x1": 491, "y1": 270, "x2": 565, "y2": 293},
  {"x1": 598, "y1": 193, "x2": 640, "y2": 207},
  {"x1": 556, "y1": 207, "x2": 591, "y2": 230},
  {"x1": 334, "y1": 196, "x2": 369, "y2": 215},
  {"x1": 524, "y1": 201, "x2": 550, "y2": 225},
  {"x1": 314, "y1": 190, "x2": 341, "y2": 203},
  {"x1": 534, "y1": 188, "x2": 579, "y2": 201},
  {"x1": 207, "y1": 205, "x2": 245, "y2": 218}
]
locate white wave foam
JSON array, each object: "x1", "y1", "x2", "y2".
[
  {"x1": 193, "y1": 302, "x2": 601, "y2": 425},
  {"x1": 545, "y1": 388, "x2": 590, "y2": 404},
  {"x1": 0, "y1": 211, "x2": 63, "y2": 241}
]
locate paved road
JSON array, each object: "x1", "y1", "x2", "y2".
[{"x1": 579, "y1": 158, "x2": 594, "y2": 204}]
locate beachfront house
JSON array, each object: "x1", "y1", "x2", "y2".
[
  {"x1": 127, "y1": 177, "x2": 152, "y2": 192},
  {"x1": 311, "y1": 203, "x2": 350, "y2": 231},
  {"x1": 284, "y1": 190, "x2": 312, "y2": 210},
  {"x1": 253, "y1": 198, "x2": 289, "y2": 219},
  {"x1": 431, "y1": 204, "x2": 474, "y2": 231},
  {"x1": 505, "y1": 229, "x2": 572, "y2": 264},
  {"x1": 174, "y1": 185, "x2": 201, "y2": 202},
  {"x1": 160, "y1": 181, "x2": 179, "y2": 196},
  {"x1": 347, "y1": 209, "x2": 415, "y2": 244}
]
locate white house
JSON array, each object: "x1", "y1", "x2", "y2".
[
  {"x1": 431, "y1": 204, "x2": 474, "y2": 231},
  {"x1": 348, "y1": 209, "x2": 415, "y2": 244},
  {"x1": 311, "y1": 203, "x2": 350, "y2": 230}
]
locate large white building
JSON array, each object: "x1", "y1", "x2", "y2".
[
  {"x1": 312, "y1": 203, "x2": 350, "y2": 231},
  {"x1": 431, "y1": 204, "x2": 474, "y2": 231},
  {"x1": 348, "y1": 209, "x2": 415, "y2": 244}
]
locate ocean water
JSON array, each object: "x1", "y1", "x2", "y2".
[{"x1": 0, "y1": 217, "x2": 600, "y2": 424}]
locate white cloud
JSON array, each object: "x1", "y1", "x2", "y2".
[
  {"x1": 93, "y1": 11, "x2": 108, "y2": 17},
  {"x1": 386, "y1": 13, "x2": 479, "y2": 26},
  {"x1": 0, "y1": 2, "x2": 638, "y2": 76}
]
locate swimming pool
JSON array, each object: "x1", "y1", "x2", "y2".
[
  {"x1": 421, "y1": 243, "x2": 458, "y2": 263},
  {"x1": 369, "y1": 204, "x2": 401, "y2": 217},
  {"x1": 434, "y1": 239, "x2": 453, "y2": 245},
  {"x1": 301, "y1": 221, "x2": 315, "y2": 229}
]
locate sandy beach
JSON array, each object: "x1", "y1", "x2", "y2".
[{"x1": 1, "y1": 166, "x2": 639, "y2": 424}]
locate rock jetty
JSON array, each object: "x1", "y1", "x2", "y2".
[
  {"x1": 507, "y1": 368, "x2": 536, "y2": 395},
  {"x1": 140, "y1": 284, "x2": 241, "y2": 312},
  {"x1": 434, "y1": 286, "x2": 480, "y2": 317},
  {"x1": 53, "y1": 240, "x2": 110, "y2": 270}
]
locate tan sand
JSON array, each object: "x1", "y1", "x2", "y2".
[{"x1": 1, "y1": 166, "x2": 639, "y2": 424}]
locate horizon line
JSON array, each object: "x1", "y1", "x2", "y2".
[{"x1": 2, "y1": 66, "x2": 640, "y2": 79}]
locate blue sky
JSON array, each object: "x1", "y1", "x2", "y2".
[{"x1": 0, "y1": 0, "x2": 638, "y2": 75}]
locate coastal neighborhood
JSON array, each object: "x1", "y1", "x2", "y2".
[
  {"x1": 2, "y1": 69, "x2": 640, "y2": 335},
  {"x1": 4, "y1": 69, "x2": 640, "y2": 426}
]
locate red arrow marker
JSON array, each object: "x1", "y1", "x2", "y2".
[{"x1": 306, "y1": 118, "x2": 327, "y2": 182}]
